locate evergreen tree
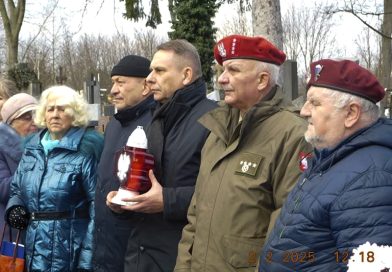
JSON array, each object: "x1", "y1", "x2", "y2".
[
  {"x1": 123, "y1": 0, "x2": 162, "y2": 28},
  {"x1": 7, "y1": 63, "x2": 38, "y2": 90},
  {"x1": 121, "y1": 1, "x2": 250, "y2": 29},
  {"x1": 169, "y1": 0, "x2": 220, "y2": 90},
  {"x1": 122, "y1": 0, "x2": 222, "y2": 90}
]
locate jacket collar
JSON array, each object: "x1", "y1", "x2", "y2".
[
  {"x1": 155, "y1": 77, "x2": 207, "y2": 112},
  {"x1": 114, "y1": 95, "x2": 155, "y2": 126},
  {"x1": 199, "y1": 86, "x2": 286, "y2": 145},
  {"x1": 27, "y1": 127, "x2": 86, "y2": 152},
  {"x1": 152, "y1": 77, "x2": 207, "y2": 135},
  {"x1": 308, "y1": 118, "x2": 392, "y2": 174}
]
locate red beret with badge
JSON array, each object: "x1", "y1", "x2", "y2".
[
  {"x1": 214, "y1": 35, "x2": 286, "y2": 66},
  {"x1": 307, "y1": 59, "x2": 385, "y2": 103}
]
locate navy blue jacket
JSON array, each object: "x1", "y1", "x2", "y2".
[
  {"x1": 259, "y1": 118, "x2": 392, "y2": 272},
  {"x1": 124, "y1": 78, "x2": 217, "y2": 272},
  {"x1": 93, "y1": 96, "x2": 155, "y2": 272}
]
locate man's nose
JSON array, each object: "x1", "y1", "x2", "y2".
[
  {"x1": 218, "y1": 71, "x2": 228, "y2": 84},
  {"x1": 300, "y1": 101, "x2": 310, "y2": 117},
  {"x1": 110, "y1": 85, "x2": 118, "y2": 95},
  {"x1": 146, "y1": 71, "x2": 154, "y2": 84}
]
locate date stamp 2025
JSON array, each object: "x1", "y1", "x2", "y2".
[{"x1": 262, "y1": 250, "x2": 376, "y2": 265}]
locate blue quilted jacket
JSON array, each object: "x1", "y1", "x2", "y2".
[
  {"x1": 7, "y1": 127, "x2": 103, "y2": 272},
  {"x1": 259, "y1": 118, "x2": 392, "y2": 272}
]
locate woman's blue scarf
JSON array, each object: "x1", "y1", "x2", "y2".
[{"x1": 41, "y1": 130, "x2": 60, "y2": 156}]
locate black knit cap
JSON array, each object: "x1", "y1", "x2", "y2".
[{"x1": 111, "y1": 55, "x2": 151, "y2": 78}]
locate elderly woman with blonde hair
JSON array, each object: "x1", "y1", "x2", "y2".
[{"x1": 5, "y1": 85, "x2": 103, "y2": 272}]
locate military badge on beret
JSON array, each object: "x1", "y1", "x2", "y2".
[
  {"x1": 307, "y1": 59, "x2": 385, "y2": 103},
  {"x1": 217, "y1": 42, "x2": 226, "y2": 57},
  {"x1": 213, "y1": 34, "x2": 286, "y2": 66},
  {"x1": 314, "y1": 64, "x2": 323, "y2": 81}
]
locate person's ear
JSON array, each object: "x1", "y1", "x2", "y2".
[
  {"x1": 257, "y1": 72, "x2": 270, "y2": 92},
  {"x1": 142, "y1": 79, "x2": 151, "y2": 96},
  {"x1": 182, "y1": 67, "x2": 193, "y2": 85},
  {"x1": 344, "y1": 102, "x2": 361, "y2": 128},
  {"x1": 142, "y1": 88, "x2": 150, "y2": 96}
]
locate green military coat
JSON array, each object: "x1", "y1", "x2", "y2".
[{"x1": 175, "y1": 90, "x2": 312, "y2": 272}]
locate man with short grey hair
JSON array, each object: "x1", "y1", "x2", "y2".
[
  {"x1": 259, "y1": 59, "x2": 392, "y2": 272},
  {"x1": 175, "y1": 35, "x2": 311, "y2": 272}
]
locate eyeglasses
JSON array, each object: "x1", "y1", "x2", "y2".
[{"x1": 16, "y1": 112, "x2": 34, "y2": 121}]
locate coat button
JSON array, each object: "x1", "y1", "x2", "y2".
[{"x1": 139, "y1": 246, "x2": 145, "y2": 252}]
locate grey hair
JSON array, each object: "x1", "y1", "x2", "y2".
[
  {"x1": 256, "y1": 62, "x2": 280, "y2": 88},
  {"x1": 157, "y1": 39, "x2": 202, "y2": 79},
  {"x1": 323, "y1": 88, "x2": 380, "y2": 122},
  {"x1": 34, "y1": 85, "x2": 90, "y2": 128}
]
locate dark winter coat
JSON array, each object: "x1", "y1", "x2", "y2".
[
  {"x1": 93, "y1": 96, "x2": 156, "y2": 272},
  {"x1": 123, "y1": 78, "x2": 217, "y2": 272},
  {"x1": 6, "y1": 127, "x2": 103, "y2": 272},
  {"x1": 0, "y1": 123, "x2": 23, "y2": 233},
  {"x1": 259, "y1": 118, "x2": 392, "y2": 272}
]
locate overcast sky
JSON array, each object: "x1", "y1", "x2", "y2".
[{"x1": 21, "y1": 0, "x2": 382, "y2": 58}]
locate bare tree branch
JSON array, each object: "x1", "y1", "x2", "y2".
[
  {"x1": 328, "y1": 0, "x2": 391, "y2": 39},
  {"x1": 21, "y1": 0, "x2": 59, "y2": 62},
  {"x1": 329, "y1": 9, "x2": 392, "y2": 39}
]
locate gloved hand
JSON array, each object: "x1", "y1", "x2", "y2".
[{"x1": 6, "y1": 205, "x2": 29, "y2": 230}]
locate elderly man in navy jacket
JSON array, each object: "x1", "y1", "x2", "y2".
[
  {"x1": 93, "y1": 55, "x2": 155, "y2": 272},
  {"x1": 259, "y1": 59, "x2": 392, "y2": 272}
]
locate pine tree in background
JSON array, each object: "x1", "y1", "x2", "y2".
[
  {"x1": 169, "y1": 0, "x2": 220, "y2": 91},
  {"x1": 123, "y1": 0, "x2": 162, "y2": 28}
]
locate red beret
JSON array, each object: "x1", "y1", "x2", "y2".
[
  {"x1": 307, "y1": 59, "x2": 385, "y2": 103},
  {"x1": 214, "y1": 35, "x2": 286, "y2": 66}
]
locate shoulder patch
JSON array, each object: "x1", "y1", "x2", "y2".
[{"x1": 235, "y1": 152, "x2": 263, "y2": 177}]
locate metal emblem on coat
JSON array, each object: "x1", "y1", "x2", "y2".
[{"x1": 235, "y1": 153, "x2": 263, "y2": 177}]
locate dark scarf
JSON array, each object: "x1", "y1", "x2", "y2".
[
  {"x1": 148, "y1": 77, "x2": 207, "y2": 182},
  {"x1": 114, "y1": 95, "x2": 155, "y2": 126}
]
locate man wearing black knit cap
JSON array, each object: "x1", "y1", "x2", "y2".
[{"x1": 93, "y1": 55, "x2": 155, "y2": 272}]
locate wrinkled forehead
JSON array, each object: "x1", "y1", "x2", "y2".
[
  {"x1": 222, "y1": 58, "x2": 260, "y2": 69},
  {"x1": 46, "y1": 93, "x2": 72, "y2": 107},
  {"x1": 306, "y1": 86, "x2": 337, "y2": 102}
]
